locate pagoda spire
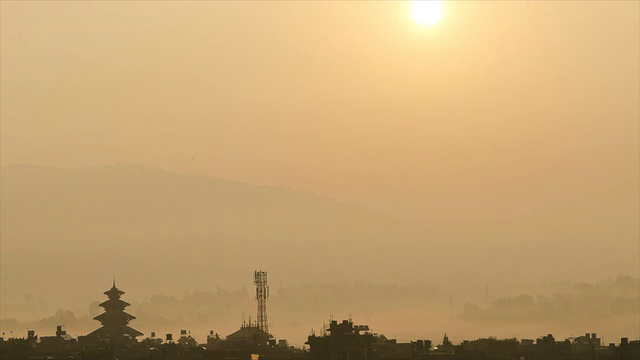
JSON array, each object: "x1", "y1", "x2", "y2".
[{"x1": 85, "y1": 281, "x2": 143, "y2": 343}]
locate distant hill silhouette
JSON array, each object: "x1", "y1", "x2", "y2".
[{"x1": 1, "y1": 164, "x2": 419, "y2": 311}]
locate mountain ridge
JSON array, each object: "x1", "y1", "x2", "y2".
[{"x1": 0, "y1": 163, "x2": 423, "y2": 309}]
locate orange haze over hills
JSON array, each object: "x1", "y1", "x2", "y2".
[{"x1": 1, "y1": 0, "x2": 639, "y2": 346}]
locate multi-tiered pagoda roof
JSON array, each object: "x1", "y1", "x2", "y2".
[{"x1": 86, "y1": 280, "x2": 143, "y2": 342}]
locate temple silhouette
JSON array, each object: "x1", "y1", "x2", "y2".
[{"x1": 84, "y1": 280, "x2": 143, "y2": 343}]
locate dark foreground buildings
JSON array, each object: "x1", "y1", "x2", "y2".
[
  {"x1": 1, "y1": 277, "x2": 639, "y2": 360},
  {"x1": 306, "y1": 318, "x2": 431, "y2": 360}
]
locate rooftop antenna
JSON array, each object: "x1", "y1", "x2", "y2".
[{"x1": 254, "y1": 270, "x2": 269, "y2": 335}]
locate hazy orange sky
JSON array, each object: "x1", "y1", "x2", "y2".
[
  {"x1": 2, "y1": 2, "x2": 637, "y2": 208},
  {"x1": 3, "y1": 0, "x2": 638, "y2": 240},
  {"x1": 0, "y1": 1, "x2": 640, "y2": 262},
  {"x1": 3, "y1": 0, "x2": 639, "y2": 259},
  {"x1": 1, "y1": 0, "x2": 639, "y2": 343}
]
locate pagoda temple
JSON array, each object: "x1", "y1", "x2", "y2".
[{"x1": 85, "y1": 280, "x2": 143, "y2": 342}]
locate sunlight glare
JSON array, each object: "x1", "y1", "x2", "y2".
[{"x1": 411, "y1": 0, "x2": 443, "y2": 26}]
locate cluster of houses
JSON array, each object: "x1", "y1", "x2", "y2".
[{"x1": 1, "y1": 281, "x2": 638, "y2": 360}]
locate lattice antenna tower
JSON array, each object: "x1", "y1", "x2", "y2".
[{"x1": 254, "y1": 270, "x2": 269, "y2": 335}]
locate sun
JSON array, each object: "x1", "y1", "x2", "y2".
[{"x1": 411, "y1": 0, "x2": 443, "y2": 26}]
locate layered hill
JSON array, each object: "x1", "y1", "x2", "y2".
[{"x1": 0, "y1": 164, "x2": 422, "y2": 314}]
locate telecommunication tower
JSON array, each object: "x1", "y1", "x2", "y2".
[{"x1": 254, "y1": 270, "x2": 270, "y2": 335}]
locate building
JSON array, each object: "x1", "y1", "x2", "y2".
[
  {"x1": 307, "y1": 319, "x2": 374, "y2": 360},
  {"x1": 226, "y1": 320, "x2": 274, "y2": 346},
  {"x1": 83, "y1": 280, "x2": 143, "y2": 344}
]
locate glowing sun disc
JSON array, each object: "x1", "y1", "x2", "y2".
[{"x1": 412, "y1": 0, "x2": 443, "y2": 26}]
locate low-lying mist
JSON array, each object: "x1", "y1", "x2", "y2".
[{"x1": 1, "y1": 276, "x2": 637, "y2": 347}]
